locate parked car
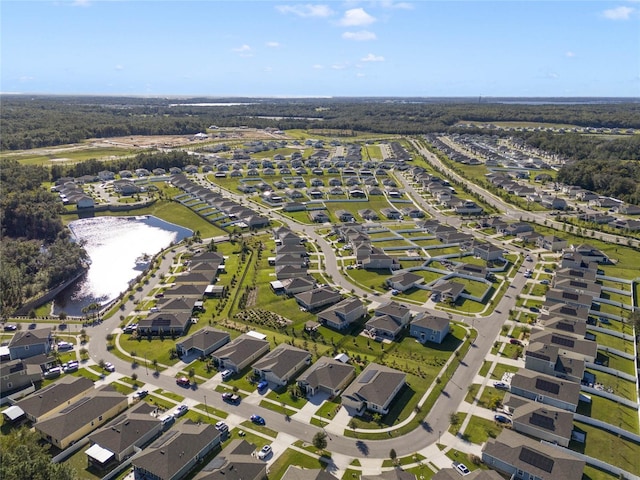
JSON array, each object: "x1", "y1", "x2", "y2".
[
  {"x1": 221, "y1": 369, "x2": 233, "y2": 380},
  {"x1": 493, "y1": 381, "x2": 509, "y2": 390},
  {"x1": 257, "y1": 445, "x2": 272, "y2": 460},
  {"x1": 222, "y1": 392, "x2": 240, "y2": 404},
  {"x1": 257, "y1": 380, "x2": 269, "y2": 391},
  {"x1": 176, "y1": 376, "x2": 190, "y2": 387},
  {"x1": 57, "y1": 341, "x2": 73, "y2": 350},
  {"x1": 454, "y1": 462, "x2": 470, "y2": 476},
  {"x1": 3, "y1": 324, "x2": 17, "y2": 331},
  {"x1": 134, "y1": 389, "x2": 149, "y2": 399},
  {"x1": 174, "y1": 405, "x2": 188, "y2": 417},
  {"x1": 529, "y1": 307, "x2": 539, "y2": 313},
  {"x1": 62, "y1": 361, "x2": 79, "y2": 373},
  {"x1": 540, "y1": 280, "x2": 550, "y2": 285},
  {"x1": 510, "y1": 338, "x2": 523, "y2": 346},
  {"x1": 44, "y1": 367, "x2": 62, "y2": 379},
  {"x1": 215, "y1": 421, "x2": 229, "y2": 433},
  {"x1": 494, "y1": 414, "x2": 511, "y2": 424},
  {"x1": 251, "y1": 414, "x2": 265, "y2": 425},
  {"x1": 104, "y1": 362, "x2": 115, "y2": 372}
]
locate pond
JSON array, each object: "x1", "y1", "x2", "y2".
[{"x1": 54, "y1": 215, "x2": 192, "y2": 316}]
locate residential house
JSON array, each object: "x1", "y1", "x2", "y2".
[
  {"x1": 297, "y1": 356, "x2": 356, "y2": 397},
  {"x1": 511, "y1": 401, "x2": 574, "y2": 447},
  {"x1": 473, "y1": 242, "x2": 503, "y2": 261},
  {"x1": 544, "y1": 289, "x2": 593, "y2": 309},
  {"x1": 275, "y1": 265, "x2": 308, "y2": 280},
  {"x1": 280, "y1": 276, "x2": 316, "y2": 295},
  {"x1": 409, "y1": 313, "x2": 450, "y2": 344},
  {"x1": 361, "y1": 471, "x2": 417, "y2": 480},
  {"x1": 163, "y1": 284, "x2": 207, "y2": 299},
  {"x1": 211, "y1": 333, "x2": 270, "y2": 374},
  {"x1": 528, "y1": 329, "x2": 597, "y2": 362},
  {"x1": 0, "y1": 359, "x2": 42, "y2": 399},
  {"x1": 571, "y1": 244, "x2": 609, "y2": 264},
  {"x1": 137, "y1": 312, "x2": 192, "y2": 337},
  {"x1": 317, "y1": 297, "x2": 366, "y2": 331},
  {"x1": 501, "y1": 222, "x2": 533, "y2": 236},
  {"x1": 552, "y1": 278, "x2": 601, "y2": 299},
  {"x1": 543, "y1": 303, "x2": 590, "y2": 323},
  {"x1": 386, "y1": 271, "x2": 424, "y2": 292},
  {"x1": 281, "y1": 466, "x2": 338, "y2": 480},
  {"x1": 482, "y1": 430, "x2": 584, "y2": 480},
  {"x1": 536, "y1": 235, "x2": 568, "y2": 252},
  {"x1": 554, "y1": 266, "x2": 597, "y2": 283},
  {"x1": 454, "y1": 263, "x2": 489, "y2": 279},
  {"x1": 509, "y1": 369, "x2": 581, "y2": 412},
  {"x1": 524, "y1": 342, "x2": 585, "y2": 384},
  {"x1": 295, "y1": 287, "x2": 343, "y2": 312},
  {"x1": 194, "y1": 439, "x2": 266, "y2": 480},
  {"x1": 380, "y1": 208, "x2": 402, "y2": 220},
  {"x1": 15, "y1": 376, "x2": 94, "y2": 423},
  {"x1": 430, "y1": 280, "x2": 465, "y2": 303},
  {"x1": 283, "y1": 202, "x2": 306, "y2": 212},
  {"x1": 374, "y1": 301, "x2": 412, "y2": 325},
  {"x1": 176, "y1": 327, "x2": 230, "y2": 358},
  {"x1": 309, "y1": 211, "x2": 330, "y2": 223},
  {"x1": 433, "y1": 469, "x2": 503, "y2": 480},
  {"x1": 336, "y1": 210, "x2": 355, "y2": 222},
  {"x1": 364, "y1": 315, "x2": 406, "y2": 340},
  {"x1": 86, "y1": 402, "x2": 162, "y2": 468},
  {"x1": 341, "y1": 363, "x2": 406, "y2": 416},
  {"x1": 132, "y1": 421, "x2": 221, "y2": 480},
  {"x1": 538, "y1": 316, "x2": 587, "y2": 339},
  {"x1": 541, "y1": 195, "x2": 568, "y2": 210},
  {"x1": 252, "y1": 344, "x2": 311, "y2": 386},
  {"x1": 608, "y1": 218, "x2": 640, "y2": 232},
  {"x1": 9, "y1": 328, "x2": 52, "y2": 360},
  {"x1": 362, "y1": 248, "x2": 400, "y2": 271},
  {"x1": 35, "y1": 385, "x2": 128, "y2": 449}
]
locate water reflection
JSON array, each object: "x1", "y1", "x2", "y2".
[{"x1": 54, "y1": 216, "x2": 192, "y2": 316}]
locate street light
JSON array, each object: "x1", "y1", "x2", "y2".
[{"x1": 204, "y1": 395, "x2": 210, "y2": 418}]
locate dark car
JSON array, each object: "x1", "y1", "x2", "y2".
[
  {"x1": 494, "y1": 414, "x2": 511, "y2": 424},
  {"x1": 3, "y1": 324, "x2": 17, "y2": 331},
  {"x1": 529, "y1": 307, "x2": 539, "y2": 313},
  {"x1": 251, "y1": 414, "x2": 265, "y2": 425},
  {"x1": 509, "y1": 338, "x2": 523, "y2": 346},
  {"x1": 134, "y1": 389, "x2": 149, "y2": 399},
  {"x1": 222, "y1": 392, "x2": 240, "y2": 404},
  {"x1": 176, "y1": 376, "x2": 190, "y2": 387}
]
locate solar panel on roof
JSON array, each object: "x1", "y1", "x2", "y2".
[
  {"x1": 559, "y1": 306, "x2": 576, "y2": 315},
  {"x1": 518, "y1": 447, "x2": 554, "y2": 473},
  {"x1": 564, "y1": 292, "x2": 579, "y2": 301},
  {"x1": 555, "y1": 322, "x2": 574, "y2": 332},
  {"x1": 535, "y1": 378, "x2": 560, "y2": 395},
  {"x1": 551, "y1": 335, "x2": 575, "y2": 348},
  {"x1": 359, "y1": 369, "x2": 378, "y2": 383},
  {"x1": 529, "y1": 412, "x2": 555, "y2": 431}
]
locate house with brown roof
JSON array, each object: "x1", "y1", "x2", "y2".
[
  {"x1": 431, "y1": 280, "x2": 465, "y2": 303},
  {"x1": 35, "y1": 385, "x2": 128, "y2": 449},
  {"x1": 297, "y1": 356, "x2": 356, "y2": 397},
  {"x1": 544, "y1": 289, "x2": 594, "y2": 309},
  {"x1": 132, "y1": 421, "x2": 221, "y2": 480},
  {"x1": 482, "y1": 430, "x2": 584, "y2": 480},
  {"x1": 87, "y1": 402, "x2": 162, "y2": 468},
  {"x1": 176, "y1": 327, "x2": 230, "y2": 358},
  {"x1": 341, "y1": 362, "x2": 406, "y2": 416},
  {"x1": 194, "y1": 439, "x2": 266, "y2": 480},
  {"x1": 511, "y1": 401, "x2": 574, "y2": 447},
  {"x1": 15, "y1": 375, "x2": 94, "y2": 423},
  {"x1": 317, "y1": 297, "x2": 366, "y2": 331},
  {"x1": 529, "y1": 329, "x2": 597, "y2": 362},
  {"x1": 252, "y1": 344, "x2": 311, "y2": 386},
  {"x1": 211, "y1": 333, "x2": 270, "y2": 374},
  {"x1": 510, "y1": 369, "x2": 581, "y2": 412},
  {"x1": 538, "y1": 316, "x2": 587, "y2": 339},
  {"x1": 137, "y1": 312, "x2": 192, "y2": 337},
  {"x1": 524, "y1": 342, "x2": 585, "y2": 384},
  {"x1": 364, "y1": 315, "x2": 406, "y2": 340}
]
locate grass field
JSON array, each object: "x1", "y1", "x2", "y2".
[
  {"x1": 3, "y1": 146, "x2": 136, "y2": 165},
  {"x1": 572, "y1": 421, "x2": 640, "y2": 475}
]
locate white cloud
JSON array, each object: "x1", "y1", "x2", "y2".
[
  {"x1": 602, "y1": 6, "x2": 635, "y2": 19},
  {"x1": 266, "y1": 41, "x2": 281, "y2": 48},
  {"x1": 565, "y1": 51, "x2": 575, "y2": 58},
  {"x1": 276, "y1": 4, "x2": 334, "y2": 18},
  {"x1": 379, "y1": 1, "x2": 413, "y2": 9},
  {"x1": 361, "y1": 53, "x2": 384, "y2": 62},
  {"x1": 331, "y1": 63, "x2": 348, "y2": 70},
  {"x1": 71, "y1": 0, "x2": 91, "y2": 6},
  {"x1": 339, "y1": 8, "x2": 376, "y2": 26},
  {"x1": 546, "y1": 72, "x2": 559, "y2": 79},
  {"x1": 232, "y1": 44, "x2": 253, "y2": 57},
  {"x1": 356, "y1": 72, "x2": 366, "y2": 77},
  {"x1": 342, "y1": 30, "x2": 377, "y2": 41},
  {"x1": 19, "y1": 76, "x2": 34, "y2": 82},
  {"x1": 115, "y1": 64, "x2": 124, "y2": 70},
  {"x1": 312, "y1": 64, "x2": 324, "y2": 69}
]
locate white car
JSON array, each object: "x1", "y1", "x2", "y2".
[
  {"x1": 454, "y1": 462, "x2": 470, "y2": 476},
  {"x1": 215, "y1": 421, "x2": 229, "y2": 433},
  {"x1": 174, "y1": 404, "x2": 188, "y2": 417},
  {"x1": 104, "y1": 362, "x2": 115, "y2": 372},
  {"x1": 257, "y1": 445, "x2": 272, "y2": 460}
]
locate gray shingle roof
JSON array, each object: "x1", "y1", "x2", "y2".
[
  {"x1": 15, "y1": 375, "x2": 94, "y2": 420},
  {"x1": 176, "y1": 327, "x2": 230, "y2": 353},
  {"x1": 212, "y1": 334, "x2": 269, "y2": 365},
  {"x1": 252, "y1": 344, "x2": 310, "y2": 379},
  {"x1": 297, "y1": 356, "x2": 355, "y2": 392},
  {"x1": 342, "y1": 362, "x2": 406, "y2": 408}
]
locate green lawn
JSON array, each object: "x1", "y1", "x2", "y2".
[
  {"x1": 572, "y1": 421, "x2": 640, "y2": 475},
  {"x1": 267, "y1": 448, "x2": 328, "y2": 480},
  {"x1": 462, "y1": 415, "x2": 506, "y2": 445},
  {"x1": 585, "y1": 369, "x2": 637, "y2": 401},
  {"x1": 577, "y1": 395, "x2": 639, "y2": 433}
]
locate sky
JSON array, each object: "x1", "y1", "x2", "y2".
[{"x1": 2, "y1": 0, "x2": 639, "y2": 97}]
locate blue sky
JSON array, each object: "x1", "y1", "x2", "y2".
[{"x1": 2, "y1": 1, "x2": 639, "y2": 97}]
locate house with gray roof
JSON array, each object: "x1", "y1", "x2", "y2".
[
  {"x1": 551, "y1": 277, "x2": 601, "y2": 298},
  {"x1": 252, "y1": 344, "x2": 311, "y2": 386},
  {"x1": 374, "y1": 301, "x2": 412, "y2": 325},
  {"x1": 35, "y1": 385, "x2": 128, "y2": 449},
  {"x1": 410, "y1": 313, "x2": 450, "y2": 344},
  {"x1": 317, "y1": 297, "x2": 366, "y2": 331},
  {"x1": 529, "y1": 329, "x2": 597, "y2": 362},
  {"x1": 511, "y1": 401, "x2": 574, "y2": 447},
  {"x1": 275, "y1": 264, "x2": 308, "y2": 280},
  {"x1": 542, "y1": 303, "x2": 590, "y2": 323},
  {"x1": 176, "y1": 327, "x2": 230, "y2": 358},
  {"x1": 431, "y1": 280, "x2": 465, "y2": 303},
  {"x1": 297, "y1": 356, "x2": 356, "y2": 397},
  {"x1": 433, "y1": 468, "x2": 503, "y2": 480},
  {"x1": 341, "y1": 362, "x2": 406, "y2": 416},
  {"x1": 361, "y1": 470, "x2": 416, "y2": 480},
  {"x1": 8, "y1": 328, "x2": 52, "y2": 360},
  {"x1": 524, "y1": 342, "x2": 585, "y2": 384},
  {"x1": 295, "y1": 287, "x2": 343, "y2": 312},
  {"x1": 211, "y1": 333, "x2": 270, "y2": 374},
  {"x1": 544, "y1": 288, "x2": 594, "y2": 309},
  {"x1": 282, "y1": 466, "x2": 338, "y2": 480},
  {"x1": 87, "y1": 402, "x2": 161, "y2": 468},
  {"x1": 162, "y1": 284, "x2": 207, "y2": 298},
  {"x1": 0, "y1": 359, "x2": 42, "y2": 399},
  {"x1": 482, "y1": 430, "x2": 584, "y2": 480},
  {"x1": 194, "y1": 439, "x2": 266, "y2": 480},
  {"x1": 510, "y1": 369, "x2": 581, "y2": 412},
  {"x1": 473, "y1": 242, "x2": 503, "y2": 261},
  {"x1": 538, "y1": 316, "x2": 587, "y2": 339},
  {"x1": 15, "y1": 375, "x2": 94, "y2": 423},
  {"x1": 137, "y1": 312, "x2": 192, "y2": 337},
  {"x1": 386, "y1": 271, "x2": 423, "y2": 292},
  {"x1": 281, "y1": 276, "x2": 316, "y2": 295},
  {"x1": 364, "y1": 315, "x2": 406, "y2": 340},
  {"x1": 132, "y1": 421, "x2": 221, "y2": 480}
]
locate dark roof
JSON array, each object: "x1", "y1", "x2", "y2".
[
  {"x1": 138, "y1": 312, "x2": 192, "y2": 330},
  {"x1": 411, "y1": 313, "x2": 449, "y2": 331},
  {"x1": 282, "y1": 466, "x2": 338, "y2": 480},
  {"x1": 9, "y1": 328, "x2": 51, "y2": 348},
  {"x1": 251, "y1": 344, "x2": 310, "y2": 378},
  {"x1": 15, "y1": 376, "x2": 94, "y2": 419},
  {"x1": 511, "y1": 370, "x2": 581, "y2": 405},
  {"x1": 195, "y1": 439, "x2": 265, "y2": 480},
  {"x1": 133, "y1": 421, "x2": 220, "y2": 480},
  {"x1": 212, "y1": 334, "x2": 269, "y2": 365},
  {"x1": 342, "y1": 362, "x2": 405, "y2": 408},
  {"x1": 297, "y1": 356, "x2": 355, "y2": 391},
  {"x1": 176, "y1": 327, "x2": 230, "y2": 353}
]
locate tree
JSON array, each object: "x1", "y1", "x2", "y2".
[
  {"x1": 312, "y1": 431, "x2": 328, "y2": 451},
  {"x1": 0, "y1": 426, "x2": 77, "y2": 480},
  {"x1": 390, "y1": 448, "x2": 397, "y2": 465},
  {"x1": 131, "y1": 372, "x2": 138, "y2": 385}
]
